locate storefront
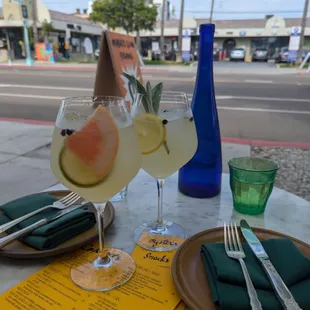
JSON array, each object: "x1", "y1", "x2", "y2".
[
  {"x1": 0, "y1": 1, "x2": 103, "y2": 62},
  {"x1": 139, "y1": 15, "x2": 310, "y2": 61}
]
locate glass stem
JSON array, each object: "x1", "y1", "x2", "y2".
[
  {"x1": 94, "y1": 203, "x2": 110, "y2": 267},
  {"x1": 156, "y1": 179, "x2": 165, "y2": 229}
]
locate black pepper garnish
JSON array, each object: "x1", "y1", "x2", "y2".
[
  {"x1": 61, "y1": 129, "x2": 75, "y2": 136},
  {"x1": 189, "y1": 117, "x2": 194, "y2": 122},
  {"x1": 162, "y1": 119, "x2": 168, "y2": 125}
]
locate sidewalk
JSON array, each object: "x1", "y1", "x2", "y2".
[{"x1": 0, "y1": 119, "x2": 250, "y2": 206}]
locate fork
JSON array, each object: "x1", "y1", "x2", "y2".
[
  {"x1": 0, "y1": 192, "x2": 81, "y2": 234},
  {"x1": 224, "y1": 222, "x2": 263, "y2": 310}
]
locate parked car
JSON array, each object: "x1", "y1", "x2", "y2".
[
  {"x1": 252, "y1": 48, "x2": 269, "y2": 62},
  {"x1": 230, "y1": 48, "x2": 245, "y2": 61},
  {"x1": 274, "y1": 47, "x2": 288, "y2": 63}
]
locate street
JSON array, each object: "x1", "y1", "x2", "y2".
[{"x1": 0, "y1": 63, "x2": 310, "y2": 143}]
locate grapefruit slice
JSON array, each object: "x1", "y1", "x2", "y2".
[{"x1": 59, "y1": 106, "x2": 119, "y2": 187}]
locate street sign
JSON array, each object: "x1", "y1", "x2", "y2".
[
  {"x1": 22, "y1": 5, "x2": 28, "y2": 19},
  {"x1": 288, "y1": 26, "x2": 301, "y2": 62},
  {"x1": 182, "y1": 29, "x2": 191, "y2": 62}
]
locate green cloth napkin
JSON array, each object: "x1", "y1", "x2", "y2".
[
  {"x1": 0, "y1": 193, "x2": 96, "y2": 250},
  {"x1": 201, "y1": 238, "x2": 310, "y2": 310}
]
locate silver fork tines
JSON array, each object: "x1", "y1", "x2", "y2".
[
  {"x1": 0, "y1": 192, "x2": 81, "y2": 234},
  {"x1": 224, "y1": 222, "x2": 263, "y2": 310}
]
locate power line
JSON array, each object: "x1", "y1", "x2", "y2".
[{"x1": 175, "y1": 10, "x2": 307, "y2": 14}]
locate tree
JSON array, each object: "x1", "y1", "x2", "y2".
[
  {"x1": 89, "y1": 0, "x2": 157, "y2": 53},
  {"x1": 41, "y1": 21, "x2": 55, "y2": 42}
]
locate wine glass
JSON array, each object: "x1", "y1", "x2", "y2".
[
  {"x1": 50, "y1": 96, "x2": 141, "y2": 291},
  {"x1": 132, "y1": 91, "x2": 198, "y2": 251}
]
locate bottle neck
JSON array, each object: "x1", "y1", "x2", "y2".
[{"x1": 197, "y1": 29, "x2": 214, "y2": 76}]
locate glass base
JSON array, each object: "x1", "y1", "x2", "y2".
[
  {"x1": 133, "y1": 221, "x2": 187, "y2": 251},
  {"x1": 70, "y1": 248, "x2": 135, "y2": 291},
  {"x1": 233, "y1": 202, "x2": 266, "y2": 215}
]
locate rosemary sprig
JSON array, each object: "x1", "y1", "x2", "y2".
[{"x1": 123, "y1": 73, "x2": 170, "y2": 155}]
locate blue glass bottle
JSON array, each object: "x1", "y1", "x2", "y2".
[{"x1": 178, "y1": 24, "x2": 222, "y2": 198}]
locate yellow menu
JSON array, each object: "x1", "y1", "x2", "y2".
[
  {"x1": 174, "y1": 301, "x2": 187, "y2": 310},
  {"x1": 0, "y1": 236, "x2": 183, "y2": 310}
]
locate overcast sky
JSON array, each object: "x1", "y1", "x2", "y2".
[{"x1": 0, "y1": 0, "x2": 308, "y2": 20}]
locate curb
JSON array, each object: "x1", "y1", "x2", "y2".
[
  {"x1": 0, "y1": 64, "x2": 97, "y2": 71},
  {"x1": 1, "y1": 117, "x2": 310, "y2": 149},
  {"x1": 222, "y1": 137, "x2": 310, "y2": 149},
  {"x1": 0, "y1": 117, "x2": 54, "y2": 126},
  {"x1": 0, "y1": 64, "x2": 193, "y2": 73}
]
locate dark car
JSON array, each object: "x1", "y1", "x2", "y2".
[{"x1": 252, "y1": 48, "x2": 269, "y2": 62}]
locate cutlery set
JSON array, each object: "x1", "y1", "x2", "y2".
[
  {"x1": 225, "y1": 220, "x2": 302, "y2": 310},
  {"x1": 0, "y1": 192, "x2": 91, "y2": 249}
]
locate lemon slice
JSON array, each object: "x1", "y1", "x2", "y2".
[
  {"x1": 59, "y1": 147, "x2": 105, "y2": 187},
  {"x1": 134, "y1": 113, "x2": 166, "y2": 155}
]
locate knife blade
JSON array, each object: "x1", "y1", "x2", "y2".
[
  {"x1": 240, "y1": 220, "x2": 302, "y2": 310},
  {"x1": 0, "y1": 201, "x2": 91, "y2": 249}
]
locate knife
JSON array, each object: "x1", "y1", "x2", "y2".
[
  {"x1": 0, "y1": 201, "x2": 91, "y2": 249},
  {"x1": 240, "y1": 220, "x2": 302, "y2": 310}
]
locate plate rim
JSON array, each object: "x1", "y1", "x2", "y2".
[
  {"x1": 172, "y1": 226, "x2": 310, "y2": 310},
  {"x1": 0, "y1": 190, "x2": 115, "y2": 258}
]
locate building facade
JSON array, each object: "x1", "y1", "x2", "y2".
[
  {"x1": 139, "y1": 15, "x2": 310, "y2": 60},
  {"x1": 0, "y1": 0, "x2": 103, "y2": 61}
]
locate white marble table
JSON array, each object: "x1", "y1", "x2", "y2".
[{"x1": 1, "y1": 171, "x2": 310, "y2": 294}]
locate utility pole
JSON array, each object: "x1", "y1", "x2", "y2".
[
  {"x1": 177, "y1": 0, "x2": 185, "y2": 62},
  {"x1": 297, "y1": 0, "x2": 309, "y2": 63},
  {"x1": 32, "y1": 0, "x2": 38, "y2": 44},
  {"x1": 160, "y1": 0, "x2": 166, "y2": 61},
  {"x1": 209, "y1": 0, "x2": 215, "y2": 23},
  {"x1": 18, "y1": 0, "x2": 33, "y2": 65}
]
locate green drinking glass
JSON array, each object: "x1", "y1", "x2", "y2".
[{"x1": 228, "y1": 157, "x2": 279, "y2": 215}]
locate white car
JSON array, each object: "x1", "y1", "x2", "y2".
[{"x1": 230, "y1": 48, "x2": 245, "y2": 61}]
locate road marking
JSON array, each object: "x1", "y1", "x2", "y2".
[
  {"x1": 227, "y1": 95, "x2": 310, "y2": 103},
  {"x1": 244, "y1": 79, "x2": 274, "y2": 84},
  {"x1": 0, "y1": 93, "x2": 62, "y2": 100},
  {"x1": 218, "y1": 106, "x2": 310, "y2": 115},
  {"x1": 0, "y1": 70, "x2": 309, "y2": 85},
  {"x1": 0, "y1": 91, "x2": 309, "y2": 107},
  {"x1": 143, "y1": 75, "x2": 194, "y2": 82},
  {"x1": 0, "y1": 84, "x2": 92, "y2": 91},
  {"x1": 0, "y1": 69, "x2": 95, "y2": 79}
]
